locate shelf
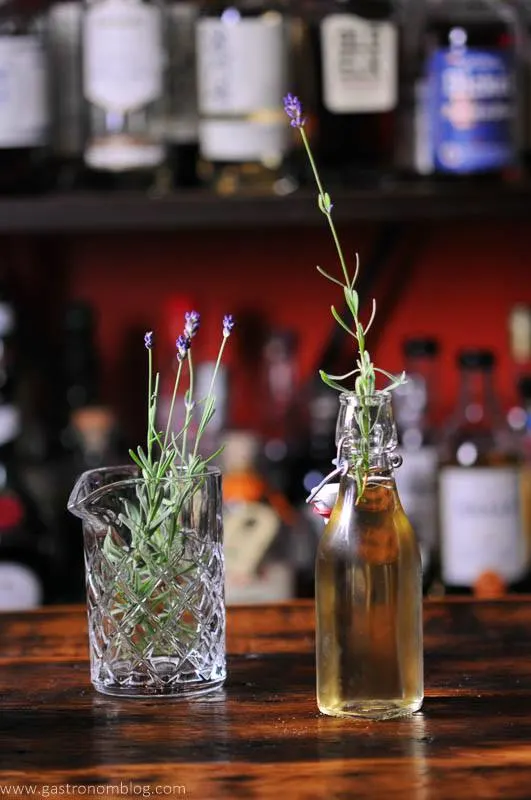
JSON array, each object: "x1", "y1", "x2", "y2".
[{"x1": 1, "y1": 181, "x2": 530, "y2": 233}]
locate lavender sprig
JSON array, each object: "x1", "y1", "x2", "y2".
[{"x1": 283, "y1": 94, "x2": 405, "y2": 497}]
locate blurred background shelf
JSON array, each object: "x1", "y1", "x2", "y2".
[{"x1": 2, "y1": 181, "x2": 531, "y2": 233}]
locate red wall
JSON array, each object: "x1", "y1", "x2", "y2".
[{"x1": 63, "y1": 219, "x2": 531, "y2": 437}]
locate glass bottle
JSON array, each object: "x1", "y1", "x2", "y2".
[
  {"x1": 517, "y1": 375, "x2": 531, "y2": 571},
  {"x1": 439, "y1": 350, "x2": 529, "y2": 596},
  {"x1": 393, "y1": 337, "x2": 440, "y2": 594},
  {"x1": 195, "y1": 0, "x2": 296, "y2": 195},
  {"x1": 409, "y1": 0, "x2": 519, "y2": 180},
  {"x1": 47, "y1": 0, "x2": 86, "y2": 189},
  {"x1": 305, "y1": 0, "x2": 399, "y2": 186},
  {"x1": 0, "y1": 289, "x2": 53, "y2": 610},
  {"x1": 315, "y1": 392, "x2": 423, "y2": 720},
  {"x1": 164, "y1": 0, "x2": 200, "y2": 187},
  {"x1": 82, "y1": 0, "x2": 166, "y2": 189},
  {"x1": 0, "y1": 0, "x2": 50, "y2": 194}
]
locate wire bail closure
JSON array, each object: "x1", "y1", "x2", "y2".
[{"x1": 306, "y1": 436, "x2": 349, "y2": 505}]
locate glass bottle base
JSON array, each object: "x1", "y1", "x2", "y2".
[{"x1": 318, "y1": 697, "x2": 423, "y2": 721}]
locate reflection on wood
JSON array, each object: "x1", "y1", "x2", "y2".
[{"x1": 1, "y1": 599, "x2": 531, "y2": 798}]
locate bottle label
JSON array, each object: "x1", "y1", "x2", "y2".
[
  {"x1": 395, "y1": 446, "x2": 438, "y2": 570},
  {"x1": 0, "y1": 36, "x2": 48, "y2": 148},
  {"x1": 224, "y1": 500, "x2": 281, "y2": 579},
  {"x1": 83, "y1": 0, "x2": 163, "y2": 113},
  {"x1": 196, "y1": 15, "x2": 289, "y2": 160},
  {"x1": 84, "y1": 135, "x2": 164, "y2": 170},
  {"x1": 0, "y1": 562, "x2": 42, "y2": 610},
  {"x1": 428, "y1": 46, "x2": 515, "y2": 173},
  {"x1": 440, "y1": 466, "x2": 526, "y2": 586},
  {"x1": 199, "y1": 119, "x2": 288, "y2": 163},
  {"x1": 49, "y1": 3, "x2": 84, "y2": 157},
  {"x1": 0, "y1": 405, "x2": 20, "y2": 447},
  {"x1": 320, "y1": 14, "x2": 397, "y2": 114}
]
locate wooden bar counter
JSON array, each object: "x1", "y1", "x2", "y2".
[{"x1": 1, "y1": 599, "x2": 531, "y2": 798}]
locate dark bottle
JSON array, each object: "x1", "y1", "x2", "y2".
[
  {"x1": 54, "y1": 405, "x2": 124, "y2": 602},
  {"x1": 47, "y1": 0, "x2": 86, "y2": 189},
  {"x1": 0, "y1": 289, "x2": 52, "y2": 609},
  {"x1": 60, "y1": 300, "x2": 101, "y2": 433},
  {"x1": 0, "y1": 0, "x2": 51, "y2": 194},
  {"x1": 306, "y1": 0, "x2": 399, "y2": 186},
  {"x1": 195, "y1": 0, "x2": 296, "y2": 195},
  {"x1": 259, "y1": 328, "x2": 298, "y2": 494},
  {"x1": 408, "y1": 0, "x2": 519, "y2": 179},
  {"x1": 439, "y1": 350, "x2": 529, "y2": 597},
  {"x1": 517, "y1": 375, "x2": 531, "y2": 565},
  {"x1": 393, "y1": 337, "x2": 440, "y2": 594},
  {"x1": 82, "y1": 0, "x2": 166, "y2": 190},
  {"x1": 165, "y1": 0, "x2": 200, "y2": 187}
]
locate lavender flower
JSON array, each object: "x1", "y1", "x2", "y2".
[
  {"x1": 283, "y1": 93, "x2": 305, "y2": 129},
  {"x1": 176, "y1": 334, "x2": 191, "y2": 362},
  {"x1": 144, "y1": 331, "x2": 154, "y2": 350},
  {"x1": 184, "y1": 310, "x2": 201, "y2": 339},
  {"x1": 222, "y1": 314, "x2": 235, "y2": 338}
]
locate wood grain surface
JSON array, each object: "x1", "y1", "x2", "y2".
[{"x1": 1, "y1": 599, "x2": 531, "y2": 799}]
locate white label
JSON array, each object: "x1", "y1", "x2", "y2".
[
  {"x1": 440, "y1": 466, "x2": 527, "y2": 586},
  {"x1": 320, "y1": 14, "x2": 397, "y2": 113},
  {"x1": 199, "y1": 119, "x2": 288, "y2": 163},
  {"x1": 395, "y1": 446, "x2": 438, "y2": 568},
  {"x1": 225, "y1": 561, "x2": 293, "y2": 605},
  {"x1": 0, "y1": 562, "x2": 42, "y2": 610},
  {"x1": 83, "y1": 0, "x2": 163, "y2": 113},
  {"x1": 0, "y1": 405, "x2": 20, "y2": 446},
  {"x1": 85, "y1": 135, "x2": 164, "y2": 170},
  {"x1": 196, "y1": 14, "x2": 287, "y2": 114},
  {"x1": 0, "y1": 37, "x2": 48, "y2": 147},
  {"x1": 224, "y1": 501, "x2": 280, "y2": 579}
]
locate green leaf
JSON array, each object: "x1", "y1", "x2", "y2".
[
  {"x1": 331, "y1": 305, "x2": 355, "y2": 338},
  {"x1": 319, "y1": 370, "x2": 347, "y2": 392},
  {"x1": 316, "y1": 265, "x2": 343, "y2": 288},
  {"x1": 344, "y1": 286, "x2": 359, "y2": 318}
]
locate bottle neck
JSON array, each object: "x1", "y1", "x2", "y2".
[{"x1": 455, "y1": 367, "x2": 500, "y2": 428}]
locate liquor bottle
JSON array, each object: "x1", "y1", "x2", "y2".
[
  {"x1": 315, "y1": 392, "x2": 423, "y2": 719},
  {"x1": 60, "y1": 300, "x2": 101, "y2": 443},
  {"x1": 165, "y1": 0, "x2": 200, "y2": 187},
  {"x1": 222, "y1": 430, "x2": 295, "y2": 603},
  {"x1": 195, "y1": 0, "x2": 295, "y2": 195},
  {"x1": 259, "y1": 328, "x2": 298, "y2": 493},
  {"x1": 47, "y1": 0, "x2": 86, "y2": 189},
  {"x1": 0, "y1": 286, "x2": 53, "y2": 609},
  {"x1": 54, "y1": 405, "x2": 124, "y2": 602},
  {"x1": 408, "y1": 0, "x2": 519, "y2": 179},
  {"x1": 393, "y1": 337, "x2": 440, "y2": 593},
  {"x1": 439, "y1": 350, "x2": 529, "y2": 597},
  {"x1": 306, "y1": 0, "x2": 399, "y2": 185},
  {"x1": 82, "y1": 0, "x2": 166, "y2": 188},
  {"x1": 517, "y1": 375, "x2": 531, "y2": 565},
  {"x1": 0, "y1": 0, "x2": 50, "y2": 194}
]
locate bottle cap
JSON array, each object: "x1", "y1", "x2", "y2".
[
  {"x1": 457, "y1": 349, "x2": 495, "y2": 370},
  {"x1": 403, "y1": 337, "x2": 439, "y2": 359}
]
